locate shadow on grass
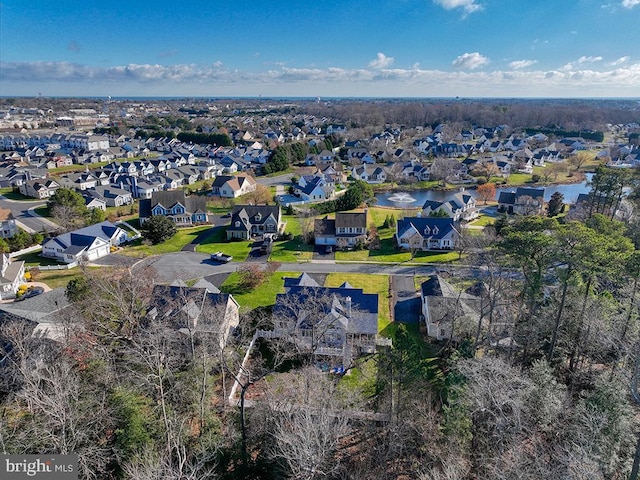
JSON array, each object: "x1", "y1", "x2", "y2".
[{"x1": 16, "y1": 252, "x2": 63, "y2": 267}]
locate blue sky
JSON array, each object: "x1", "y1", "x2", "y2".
[{"x1": 1, "y1": 0, "x2": 639, "y2": 98}]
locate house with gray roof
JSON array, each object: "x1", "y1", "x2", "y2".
[
  {"x1": 396, "y1": 217, "x2": 459, "y2": 251},
  {"x1": 420, "y1": 275, "x2": 480, "y2": 341},
  {"x1": 0, "y1": 253, "x2": 25, "y2": 299},
  {"x1": 147, "y1": 284, "x2": 240, "y2": 349},
  {"x1": 226, "y1": 204, "x2": 282, "y2": 240},
  {"x1": 498, "y1": 186, "x2": 545, "y2": 215},
  {"x1": 273, "y1": 274, "x2": 379, "y2": 365},
  {"x1": 138, "y1": 190, "x2": 210, "y2": 226},
  {"x1": 314, "y1": 211, "x2": 368, "y2": 248}
]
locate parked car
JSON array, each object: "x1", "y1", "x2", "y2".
[
  {"x1": 210, "y1": 252, "x2": 233, "y2": 263},
  {"x1": 15, "y1": 286, "x2": 45, "y2": 302}
]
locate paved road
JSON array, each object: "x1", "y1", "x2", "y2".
[
  {"x1": 0, "y1": 196, "x2": 59, "y2": 233},
  {"x1": 135, "y1": 251, "x2": 438, "y2": 284}
]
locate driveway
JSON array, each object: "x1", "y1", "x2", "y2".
[
  {"x1": 312, "y1": 245, "x2": 335, "y2": 261},
  {"x1": 392, "y1": 275, "x2": 421, "y2": 324}
]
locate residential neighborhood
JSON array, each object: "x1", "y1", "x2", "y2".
[{"x1": 1, "y1": 96, "x2": 639, "y2": 479}]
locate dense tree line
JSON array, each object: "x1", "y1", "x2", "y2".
[
  {"x1": 177, "y1": 131, "x2": 233, "y2": 146},
  {"x1": 263, "y1": 142, "x2": 308, "y2": 174}
]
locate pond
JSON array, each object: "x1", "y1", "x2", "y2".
[{"x1": 374, "y1": 174, "x2": 593, "y2": 207}]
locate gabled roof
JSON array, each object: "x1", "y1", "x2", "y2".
[
  {"x1": 314, "y1": 216, "x2": 336, "y2": 237},
  {"x1": 283, "y1": 273, "x2": 321, "y2": 289},
  {"x1": 139, "y1": 190, "x2": 207, "y2": 219},
  {"x1": 335, "y1": 211, "x2": 367, "y2": 229},
  {"x1": 397, "y1": 217, "x2": 457, "y2": 240},
  {"x1": 274, "y1": 283, "x2": 378, "y2": 336}
]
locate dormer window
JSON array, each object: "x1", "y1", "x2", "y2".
[
  {"x1": 255, "y1": 213, "x2": 262, "y2": 222},
  {"x1": 433, "y1": 226, "x2": 439, "y2": 235},
  {"x1": 423, "y1": 226, "x2": 431, "y2": 235}
]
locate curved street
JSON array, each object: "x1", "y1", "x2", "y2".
[{"x1": 0, "y1": 196, "x2": 59, "y2": 234}]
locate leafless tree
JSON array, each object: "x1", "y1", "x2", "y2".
[{"x1": 263, "y1": 366, "x2": 360, "y2": 480}]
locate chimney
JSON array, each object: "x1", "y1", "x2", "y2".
[{"x1": 345, "y1": 296, "x2": 352, "y2": 318}]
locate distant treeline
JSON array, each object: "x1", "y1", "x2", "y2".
[
  {"x1": 176, "y1": 132, "x2": 233, "y2": 146},
  {"x1": 525, "y1": 128, "x2": 604, "y2": 142}
]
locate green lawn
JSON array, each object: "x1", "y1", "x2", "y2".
[
  {"x1": 269, "y1": 214, "x2": 314, "y2": 262},
  {"x1": 336, "y1": 237, "x2": 460, "y2": 264},
  {"x1": 195, "y1": 227, "x2": 252, "y2": 262},
  {"x1": 15, "y1": 251, "x2": 60, "y2": 268},
  {"x1": 468, "y1": 214, "x2": 495, "y2": 227},
  {"x1": 28, "y1": 268, "x2": 83, "y2": 290},
  {"x1": 121, "y1": 225, "x2": 213, "y2": 258},
  {"x1": 0, "y1": 188, "x2": 36, "y2": 201},
  {"x1": 325, "y1": 273, "x2": 391, "y2": 333},
  {"x1": 220, "y1": 271, "x2": 294, "y2": 312}
]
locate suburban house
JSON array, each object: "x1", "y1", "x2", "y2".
[
  {"x1": 0, "y1": 208, "x2": 18, "y2": 239},
  {"x1": 396, "y1": 217, "x2": 459, "y2": 251},
  {"x1": 293, "y1": 175, "x2": 335, "y2": 202},
  {"x1": 351, "y1": 164, "x2": 387, "y2": 184},
  {"x1": 138, "y1": 190, "x2": 210, "y2": 226},
  {"x1": 147, "y1": 284, "x2": 240, "y2": 349},
  {"x1": 273, "y1": 273, "x2": 379, "y2": 366},
  {"x1": 314, "y1": 211, "x2": 368, "y2": 249},
  {"x1": 226, "y1": 204, "x2": 282, "y2": 240},
  {"x1": 18, "y1": 179, "x2": 60, "y2": 199},
  {"x1": 210, "y1": 174, "x2": 257, "y2": 198},
  {"x1": 41, "y1": 221, "x2": 129, "y2": 264},
  {"x1": 422, "y1": 192, "x2": 478, "y2": 222},
  {"x1": 0, "y1": 288, "x2": 72, "y2": 342},
  {"x1": 84, "y1": 185, "x2": 133, "y2": 208},
  {"x1": 498, "y1": 187, "x2": 546, "y2": 215},
  {"x1": 0, "y1": 253, "x2": 25, "y2": 299},
  {"x1": 421, "y1": 275, "x2": 480, "y2": 341},
  {"x1": 57, "y1": 171, "x2": 98, "y2": 191}
]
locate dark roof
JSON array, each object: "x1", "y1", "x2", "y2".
[
  {"x1": 283, "y1": 273, "x2": 321, "y2": 289},
  {"x1": 148, "y1": 285, "x2": 234, "y2": 331},
  {"x1": 314, "y1": 216, "x2": 336, "y2": 236},
  {"x1": 139, "y1": 190, "x2": 207, "y2": 219},
  {"x1": 335, "y1": 211, "x2": 367, "y2": 229},
  {"x1": 498, "y1": 191, "x2": 516, "y2": 204},
  {"x1": 397, "y1": 217, "x2": 457, "y2": 240},
  {"x1": 274, "y1": 284, "x2": 378, "y2": 336}
]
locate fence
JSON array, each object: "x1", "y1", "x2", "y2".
[{"x1": 28, "y1": 262, "x2": 77, "y2": 271}]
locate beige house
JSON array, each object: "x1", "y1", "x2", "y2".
[{"x1": 0, "y1": 253, "x2": 25, "y2": 299}]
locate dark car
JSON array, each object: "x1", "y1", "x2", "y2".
[{"x1": 16, "y1": 286, "x2": 45, "y2": 302}]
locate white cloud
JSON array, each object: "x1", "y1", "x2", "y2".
[
  {"x1": 622, "y1": 0, "x2": 640, "y2": 8},
  {"x1": 563, "y1": 55, "x2": 603, "y2": 70},
  {"x1": 2, "y1": 60, "x2": 639, "y2": 98},
  {"x1": 509, "y1": 59, "x2": 537, "y2": 70},
  {"x1": 368, "y1": 52, "x2": 394, "y2": 69},
  {"x1": 452, "y1": 52, "x2": 489, "y2": 69},
  {"x1": 433, "y1": 0, "x2": 483, "y2": 15},
  {"x1": 609, "y1": 56, "x2": 630, "y2": 66}
]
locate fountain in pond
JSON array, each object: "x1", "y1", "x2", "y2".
[{"x1": 387, "y1": 192, "x2": 416, "y2": 203}]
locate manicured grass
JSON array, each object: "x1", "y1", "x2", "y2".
[
  {"x1": 28, "y1": 268, "x2": 83, "y2": 289},
  {"x1": 15, "y1": 251, "x2": 59, "y2": 267},
  {"x1": 336, "y1": 237, "x2": 460, "y2": 264},
  {"x1": 269, "y1": 214, "x2": 314, "y2": 262},
  {"x1": 324, "y1": 273, "x2": 391, "y2": 333},
  {"x1": 468, "y1": 214, "x2": 495, "y2": 227},
  {"x1": 121, "y1": 225, "x2": 213, "y2": 258},
  {"x1": 33, "y1": 205, "x2": 50, "y2": 217},
  {"x1": 220, "y1": 271, "x2": 294, "y2": 312},
  {"x1": 195, "y1": 227, "x2": 252, "y2": 262},
  {"x1": 0, "y1": 188, "x2": 36, "y2": 201}
]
